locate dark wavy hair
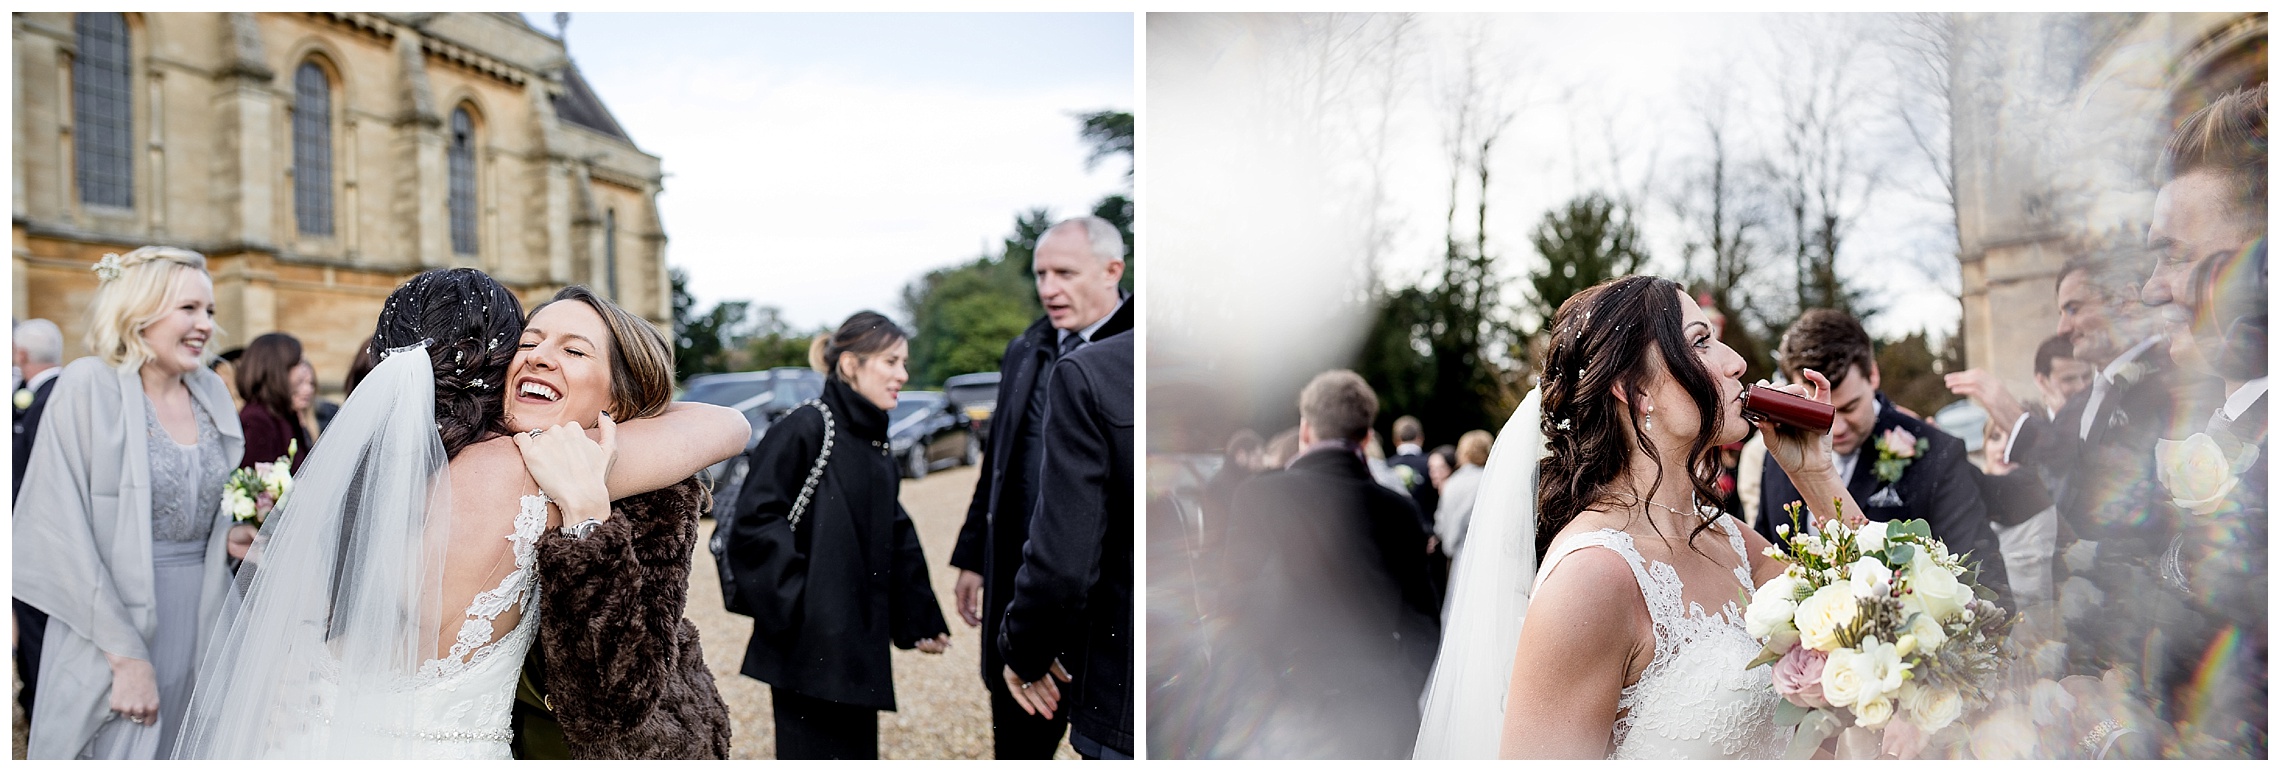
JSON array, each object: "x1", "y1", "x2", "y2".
[
  {"x1": 236, "y1": 332, "x2": 305, "y2": 424},
  {"x1": 370, "y1": 268, "x2": 525, "y2": 459},
  {"x1": 1535, "y1": 275, "x2": 1725, "y2": 561}
]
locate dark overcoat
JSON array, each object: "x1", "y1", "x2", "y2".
[
  {"x1": 726, "y1": 378, "x2": 950, "y2": 710},
  {"x1": 998, "y1": 331, "x2": 1135, "y2": 755}
]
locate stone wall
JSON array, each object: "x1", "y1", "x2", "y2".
[{"x1": 12, "y1": 12, "x2": 669, "y2": 395}]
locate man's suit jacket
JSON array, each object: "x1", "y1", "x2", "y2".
[
  {"x1": 999, "y1": 330, "x2": 1135, "y2": 755},
  {"x1": 1387, "y1": 451, "x2": 1437, "y2": 524},
  {"x1": 13, "y1": 373, "x2": 57, "y2": 500},
  {"x1": 1755, "y1": 394, "x2": 2012, "y2": 604},
  {"x1": 1223, "y1": 446, "x2": 1441, "y2": 758},
  {"x1": 950, "y1": 299, "x2": 1134, "y2": 692}
]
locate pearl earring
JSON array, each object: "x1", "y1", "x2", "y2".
[{"x1": 1644, "y1": 404, "x2": 1655, "y2": 431}]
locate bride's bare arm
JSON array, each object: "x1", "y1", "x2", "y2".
[
  {"x1": 587, "y1": 402, "x2": 749, "y2": 501},
  {"x1": 1499, "y1": 548, "x2": 1649, "y2": 759}
]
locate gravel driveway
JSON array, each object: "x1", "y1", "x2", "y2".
[{"x1": 13, "y1": 465, "x2": 1065, "y2": 760}]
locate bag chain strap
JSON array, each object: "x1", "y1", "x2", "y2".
[{"x1": 787, "y1": 399, "x2": 833, "y2": 531}]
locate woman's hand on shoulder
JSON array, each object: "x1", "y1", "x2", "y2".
[{"x1": 514, "y1": 412, "x2": 617, "y2": 525}]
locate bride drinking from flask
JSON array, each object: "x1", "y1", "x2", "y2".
[{"x1": 1414, "y1": 275, "x2": 1862, "y2": 759}]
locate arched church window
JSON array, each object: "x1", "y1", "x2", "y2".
[
  {"x1": 74, "y1": 12, "x2": 134, "y2": 208},
  {"x1": 448, "y1": 107, "x2": 478, "y2": 255},
  {"x1": 293, "y1": 61, "x2": 335, "y2": 236}
]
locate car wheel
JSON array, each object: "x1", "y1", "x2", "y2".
[
  {"x1": 963, "y1": 434, "x2": 982, "y2": 467},
  {"x1": 905, "y1": 448, "x2": 928, "y2": 480},
  {"x1": 712, "y1": 457, "x2": 746, "y2": 517}
]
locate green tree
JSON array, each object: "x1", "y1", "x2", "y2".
[
  {"x1": 1526, "y1": 193, "x2": 1649, "y2": 327},
  {"x1": 670, "y1": 266, "x2": 753, "y2": 383},
  {"x1": 736, "y1": 305, "x2": 821, "y2": 373},
  {"x1": 1077, "y1": 110, "x2": 1134, "y2": 181},
  {"x1": 902, "y1": 210, "x2": 1053, "y2": 387},
  {"x1": 1875, "y1": 329, "x2": 1964, "y2": 418}
]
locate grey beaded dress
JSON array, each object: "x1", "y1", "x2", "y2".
[{"x1": 81, "y1": 395, "x2": 229, "y2": 759}]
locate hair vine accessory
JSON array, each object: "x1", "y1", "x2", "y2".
[
  {"x1": 91, "y1": 253, "x2": 125, "y2": 283},
  {"x1": 383, "y1": 338, "x2": 436, "y2": 359}
]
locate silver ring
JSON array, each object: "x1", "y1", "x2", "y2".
[{"x1": 527, "y1": 428, "x2": 544, "y2": 439}]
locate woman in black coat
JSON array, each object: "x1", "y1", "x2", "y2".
[{"x1": 724, "y1": 311, "x2": 951, "y2": 760}]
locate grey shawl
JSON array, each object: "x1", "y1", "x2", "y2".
[{"x1": 12, "y1": 357, "x2": 242, "y2": 759}]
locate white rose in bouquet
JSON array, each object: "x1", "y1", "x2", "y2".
[
  {"x1": 1854, "y1": 695, "x2": 1897, "y2": 730},
  {"x1": 1900, "y1": 682, "x2": 1965, "y2": 732},
  {"x1": 1820, "y1": 648, "x2": 1865, "y2": 708},
  {"x1": 226, "y1": 487, "x2": 256, "y2": 521},
  {"x1": 1909, "y1": 549, "x2": 1968, "y2": 621},
  {"x1": 2153, "y1": 433, "x2": 2253, "y2": 515},
  {"x1": 1856, "y1": 520, "x2": 1888, "y2": 552},
  {"x1": 1746, "y1": 573, "x2": 1802, "y2": 646},
  {"x1": 1794, "y1": 583, "x2": 1858, "y2": 651},
  {"x1": 1897, "y1": 595, "x2": 1947, "y2": 654}
]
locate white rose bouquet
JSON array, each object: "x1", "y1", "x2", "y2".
[
  {"x1": 223, "y1": 440, "x2": 296, "y2": 529},
  {"x1": 1745, "y1": 500, "x2": 2013, "y2": 759}
]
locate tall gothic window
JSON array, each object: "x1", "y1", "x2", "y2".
[
  {"x1": 293, "y1": 61, "x2": 334, "y2": 236},
  {"x1": 448, "y1": 107, "x2": 477, "y2": 255},
  {"x1": 74, "y1": 12, "x2": 134, "y2": 208},
  {"x1": 604, "y1": 209, "x2": 619, "y2": 299}
]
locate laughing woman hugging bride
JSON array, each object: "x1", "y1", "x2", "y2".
[{"x1": 1415, "y1": 275, "x2": 1863, "y2": 760}]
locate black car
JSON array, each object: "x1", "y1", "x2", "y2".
[
  {"x1": 889, "y1": 390, "x2": 981, "y2": 479},
  {"x1": 680, "y1": 367, "x2": 825, "y2": 516},
  {"x1": 942, "y1": 371, "x2": 1001, "y2": 449}
]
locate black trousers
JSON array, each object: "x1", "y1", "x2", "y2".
[
  {"x1": 990, "y1": 685, "x2": 1070, "y2": 759},
  {"x1": 772, "y1": 688, "x2": 878, "y2": 760},
  {"x1": 12, "y1": 599, "x2": 45, "y2": 718}
]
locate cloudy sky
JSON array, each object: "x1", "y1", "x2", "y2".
[{"x1": 533, "y1": 12, "x2": 1133, "y2": 330}]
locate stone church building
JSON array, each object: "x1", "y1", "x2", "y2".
[
  {"x1": 12, "y1": 12, "x2": 667, "y2": 393},
  {"x1": 1952, "y1": 11, "x2": 2264, "y2": 392}
]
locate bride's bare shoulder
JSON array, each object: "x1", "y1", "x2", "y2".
[{"x1": 445, "y1": 436, "x2": 540, "y2": 514}]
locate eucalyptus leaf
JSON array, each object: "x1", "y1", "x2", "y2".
[
  {"x1": 1887, "y1": 543, "x2": 1916, "y2": 568},
  {"x1": 1775, "y1": 698, "x2": 1810, "y2": 727}
]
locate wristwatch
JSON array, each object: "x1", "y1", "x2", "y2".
[{"x1": 561, "y1": 518, "x2": 603, "y2": 539}]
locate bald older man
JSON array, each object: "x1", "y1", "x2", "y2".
[{"x1": 950, "y1": 216, "x2": 1131, "y2": 758}]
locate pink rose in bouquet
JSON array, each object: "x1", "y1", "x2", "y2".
[{"x1": 1772, "y1": 645, "x2": 1831, "y2": 708}]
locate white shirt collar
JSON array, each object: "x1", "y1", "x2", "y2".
[
  {"x1": 1058, "y1": 294, "x2": 1128, "y2": 345},
  {"x1": 23, "y1": 367, "x2": 59, "y2": 393},
  {"x1": 2100, "y1": 335, "x2": 2164, "y2": 382},
  {"x1": 1396, "y1": 443, "x2": 1422, "y2": 456}
]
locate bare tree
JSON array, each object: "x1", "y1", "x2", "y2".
[
  {"x1": 1758, "y1": 14, "x2": 1887, "y2": 325},
  {"x1": 1670, "y1": 75, "x2": 1775, "y2": 377}
]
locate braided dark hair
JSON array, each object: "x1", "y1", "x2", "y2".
[
  {"x1": 370, "y1": 268, "x2": 525, "y2": 459},
  {"x1": 1535, "y1": 275, "x2": 1726, "y2": 561}
]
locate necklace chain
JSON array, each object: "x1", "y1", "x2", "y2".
[{"x1": 1637, "y1": 494, "x2": 1712, "y2": 522}]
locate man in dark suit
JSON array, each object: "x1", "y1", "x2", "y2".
[
  {"x1": 998, "y1": 330, "x2": 1134, "y2": 760},
  {"x1": 1222, "y1": 370, "x2": 1441, "y2": 759},
  {"x1": 1386, "y1": 416, "x2": 1436, "y2": 519},
  {"x1": 1755, "y1": 310, "x2": 2011, "y2": 605},
  {"x1": 12, "y1": 318, "x2": 63, "y2": 718},
  {"x1": 950, "y1": 216, "x2": 1132, "y2": 758}
]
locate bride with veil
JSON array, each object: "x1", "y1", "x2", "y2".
[
  {"x1": 171, "y1": 269, "x2": 744, "y2": 758},
  {"x1": 1416, "y1": 276, "x2": 1860, "y2": 759}
]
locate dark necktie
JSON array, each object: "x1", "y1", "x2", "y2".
[{"x1": 1059, "y1": 332, "x2": 1086, "y2": 358}]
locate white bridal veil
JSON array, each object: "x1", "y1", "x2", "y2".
[
  {"x1": 173, "y1": 341, "x2": 457, "y2": 758},
  {"x1": 1413, "y1": 387, "x2": 1546, "y2": 759}
]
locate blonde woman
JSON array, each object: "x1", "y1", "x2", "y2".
[{"x1": 12, "y1": 247, "x2": 253, "y2": 759}]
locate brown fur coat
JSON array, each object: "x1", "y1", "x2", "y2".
[{"x1": 533, "y1": 477, "x2": 731, "y2": 759}]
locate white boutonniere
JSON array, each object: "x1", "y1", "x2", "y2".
[
  {"x1": 2154, "y1": 433, "x2": 2260, "y2": 516},
  {"x1": 12, "y1": 388, "x2": 31, "y2": 411}
]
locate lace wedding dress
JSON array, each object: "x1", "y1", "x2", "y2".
[
  {"x1": 1533, "y1": 516, "x2": 1790, "y2": 759},
  {"x1": 176, "y1": 341, "x2": 553, "y2": 759},
  {"x1": 258, "y1": 495, "x2": 548, "y2": 759}
]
